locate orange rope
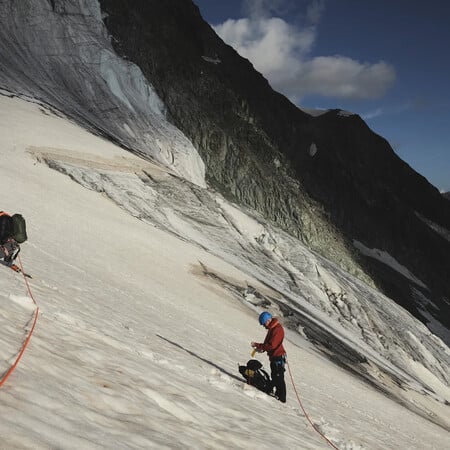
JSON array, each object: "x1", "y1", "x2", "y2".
[
  {"x1": 0, "y1": 255, "x2": 39, "y2": 388},
  {"x1": 287, "y1": 362, "x2": 340, "y2": 450}
]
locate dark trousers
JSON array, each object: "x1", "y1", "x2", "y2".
[{"x1": 270, "y1": 356, "x2": 286, "y2": 402}]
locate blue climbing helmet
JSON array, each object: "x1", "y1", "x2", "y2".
[{"x1": 258, "y1": 311, "x2": 272, "y2": 325}]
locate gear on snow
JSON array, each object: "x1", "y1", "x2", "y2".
[
  {"x1": 238, "y1": 359, "x2": 272, "y2": 394},
  {"x1": 0, "y1": 211, "x2": 27, "y2": 269}
]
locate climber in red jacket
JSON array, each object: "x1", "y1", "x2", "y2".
[{"x1": 251, "y1": 311, "x2": 287, "y2": 402}]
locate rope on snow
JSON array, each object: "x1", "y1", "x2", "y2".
[
  {"x1": 287, "y1": 361, "x2": 340, "y2": 450},
  {"x1": 0, "y1": 255, "x2": 39, "y2": 388}
]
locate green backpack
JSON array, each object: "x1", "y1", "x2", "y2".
[{"x1": 11, "y1": 214, "x2": 27, "y2": 243}]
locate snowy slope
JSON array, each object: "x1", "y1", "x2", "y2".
[
  {"x1": 1, "y1": 93, "x2": 449, "y2": 449},
  {"x1": 0, "y1": 0, "x2": 205, "y2": 187}
]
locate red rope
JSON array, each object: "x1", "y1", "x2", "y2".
[
  {"x1": 0, "y1": 255, "x2": 39, "y2": 388},
  {"x1": 287, "y1": 362, "x2": 340, "y2": 450}
]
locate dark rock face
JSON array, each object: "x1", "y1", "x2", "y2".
[
  {"x1": 99, "y1": 0, "x2": 450, "y2": 339},
  {"x1": 444, "y1": 192, "x2": 450, "y2": 201},
  {"x1": 98, "y1": 0, "x2": 364, "y2": 270}
]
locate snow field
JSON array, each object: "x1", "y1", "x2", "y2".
[{"x1": 0, "y1": 94, "x2": 449, "y2": 449}]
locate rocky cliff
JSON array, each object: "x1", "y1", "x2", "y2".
[
  {"x1": 98, "y1": 0, "x2": 450, "y2": 338},
  {"x1": 0, "y1": 0, "x2": 449, "y2": 341}
]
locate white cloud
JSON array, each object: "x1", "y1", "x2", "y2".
[
  {"x1": 216, "y1": 17, "x2": 315, "y2": 76},
  {"x1": 214, "y1": 1, "x2": 396, "y2": 102},
  {"x1": 295, "y1": 57, "x2": 396, "y2": 100},
  {"x1": 361, "y1": 107, "x2": 384, "y2": 120}
]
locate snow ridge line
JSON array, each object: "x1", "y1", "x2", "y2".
[
  {"x1": 0, "y1": 255, "x2": 39, "y2": 389},
  {"x1": 287, "y1": 362, "x2": 340, "y2": 450}
]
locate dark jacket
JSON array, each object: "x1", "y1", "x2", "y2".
[
  {"x1": 0, "y1": 212, "x2": 19, "y2": 266},
  {"x1": 0, "y1": 212, "x2": 12, "y2": 244}
]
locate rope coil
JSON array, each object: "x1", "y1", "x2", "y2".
[{"x1": 0, "y1": 255, "x2": 39, "y2": 388}]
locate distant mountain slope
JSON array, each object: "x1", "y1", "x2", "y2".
[{"x1": 99, "y1": 0, "x2": 450, "y2": 340}]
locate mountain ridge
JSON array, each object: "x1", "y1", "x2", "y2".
[{"x1": 99, "y1": 0, "x2": 450, "y2": 339}]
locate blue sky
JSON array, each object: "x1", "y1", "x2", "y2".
[{"x1": 194, "y1": 0, "x2": 450, "y2": 192}]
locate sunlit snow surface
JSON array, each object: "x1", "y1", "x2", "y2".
[
  {"x1": 353, "y1": 241, "x2": 428, "y2": 289},
  {"x1": 1, "y1": 94, "x2": 449, "y2": 449}
]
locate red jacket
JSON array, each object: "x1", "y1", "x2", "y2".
[{"x1": 255, "y1": 318, "x2": 286, "y2": 360}]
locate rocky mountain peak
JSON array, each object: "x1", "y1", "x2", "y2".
[{"x1": 99, "y1": 0, "x2": 450, "y2": 340}]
